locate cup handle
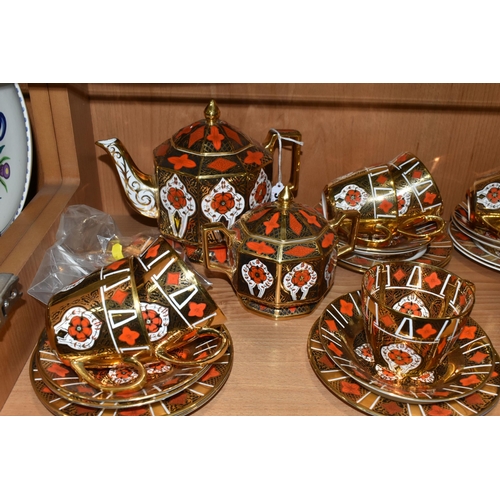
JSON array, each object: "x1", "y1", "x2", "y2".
[
  {"x1": 397, "y1": 215, "x2": 445, "y2": 239},
  {"x1": 263, "y1": 129, "x2": 302, "y2": 196},
  {"x1": 328, "y1": 210, "x2": 360, "y2": 257},
  {"x1": 355, "y1": 223, "x2": 393, "y2": 247},
  {"x1": 202, "y1": 222, "x2": 237, "y2": 277},
  {"x1": 155, "y1": 326, "x2": 230, "y2": 366},
  {"x1": 70, "y1": 355, "x2": 147, "y2": 393}
]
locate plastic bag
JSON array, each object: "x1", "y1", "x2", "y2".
[{"x1": 28, "y1": 205, "x2": 210, "y2": 304}]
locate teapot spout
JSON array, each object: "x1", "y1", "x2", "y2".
[{"x1": 96, "y1": 138, "x2": 159, "y2": 219}]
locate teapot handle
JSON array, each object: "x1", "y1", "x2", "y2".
[
  {"x1": 263, "y1": 129, "x2": 302, "y2": 197},
  {"x1": 202, "y1": 222, "x2": 237, "y2": 278}
]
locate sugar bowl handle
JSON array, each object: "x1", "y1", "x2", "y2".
[{"x1": 202, "y1": 222, "x2": 237, "y2": 278}]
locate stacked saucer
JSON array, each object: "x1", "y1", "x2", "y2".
[
  {"x1": 336, "y1": 225, "x2": 453, "y2": 273},
  {"x1": 30, "y1": 326, "x2": 233, "y2": 416},
  {"x1": 308, "y1": 263, "x2": 500, "y2": 416},
  {"x1": 449, "y1": 202, "x2": 500, "y2": 271}
]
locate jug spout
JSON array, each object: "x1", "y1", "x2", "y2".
[{"x1": 96, "y1": 138, "x2": 159, "y2": 219}]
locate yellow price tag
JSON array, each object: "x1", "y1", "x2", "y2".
[{"x1": 112, "y1": 243, "x2": 124, "y2": 260}]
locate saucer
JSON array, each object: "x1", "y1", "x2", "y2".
[
  {"x1": 448, "y1": 221, "x2": 500, "y2": 271},
  {"x1": 309, "y1": 318, "x2": 500, "y2": 416},
  {"x1": 452, "y1": 202, "x2": 500, "y2": 250},
  {"x1": 34, "y1": 328, "x2": 216, "y2": 408},
  {"x1": 337, "y1": 230, "x2": 452, "y2": 273},
  {"x1": 30, "y1": 336, "x2": 233, "y2": 416},
  {"x1": 319, "y1": 291, "x2": 495, "y2": 403}
]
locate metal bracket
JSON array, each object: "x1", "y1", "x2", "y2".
[{"x1": 0, "y1": 273, "x2": 22, "y2": 329}]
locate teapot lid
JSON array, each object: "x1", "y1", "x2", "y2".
[
  {"x1": 167, "y1": 100, "x2": 255, "y2": 156},
  {"x1": 238, "y1": 185, "x2": 333, "y2": 245}
]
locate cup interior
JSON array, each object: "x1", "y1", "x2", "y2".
[{"x1": 362, "y1": 263, "x2": 475, "y2": 322}]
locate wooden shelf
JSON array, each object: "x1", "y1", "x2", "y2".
[{"x1": 2, "y1": 84, "x2": 500, "y2": 416}]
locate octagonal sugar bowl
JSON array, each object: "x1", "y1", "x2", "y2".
[{"x1": 202, "y1": 185, "x2": 360, "y2": 319}]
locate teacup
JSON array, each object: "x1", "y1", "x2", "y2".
[
  {"x1": 46, "y1": 237, "x2": 228, "y2": 392},
  {"x1": 466, "y1": 170, "x2": 500, "y2": 236},
  {"x1": 322, "y1": 152, "x2": 445, "y2": 248},
  {"x1": 361, "y1": 262, "x2": 475, "y2": 384}
]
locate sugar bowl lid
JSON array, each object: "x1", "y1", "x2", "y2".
[{"x1": 238, "y1": 185, "x2": 334, "y2": 245}]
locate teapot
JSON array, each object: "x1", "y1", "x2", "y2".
[
  {"x1": 202, "y1": 185, "x2": 360, "y2": 320},
  {"x1": 96, "y1": 100, "x2": 302, "y2": 263}
]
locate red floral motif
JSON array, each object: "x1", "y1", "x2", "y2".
[
  {"x1": 291, "y1": 269, "x2": 312, "y2": 287},
  {"x1": 201, "y1": 366, "x2": 221, "y2": 382},
  {"x1": 319, "y1": 354, "x2": 334, "y2": 368},
  {"x1": 380, "y1": 314, "x2": 395, "y2": 327},
  {"x1": 244, "y1": 150, "x2": 264, "y2": 165},
  {"x1": 397, "y1": 194, "x2": 405, "y2": 211},
  {"x1": 340, "y1": 380, "x2": 362, "y2": 396},
  {"x1": 423, "y1": 191, "x2": 437, "y2": 204},
  {"x1": 253, "y1": 182, "x2": 268, "y2": 204},
  {"x1": 325, "y1": 319, "x2": 338, "y2": 332},
  {"x1": 169, "y1": 392, "x2": 188, "y2": 405},
  {"x1": 465, "y1": 392, "x2": 484, "y2": 406},
  {"x1": 459, "y1": 325, "x2": 477, "y2": 340},
  {"x1": 264, "y1": 212, "x2": 280, "y2": 234},
  {"x1": 339, "y1": 299, "x2": 354, "y2": 317},
  {"x1": 111, "y1": 288, "x2": 128, "y2": 305},
  {"x1": 207, "y1": 158, "x2": 237, "y2": 172},
  {"x1": 248, "y1": 208, "x2": 271, "y2": 222},
  {"x1": 298, "y1": 210, "x2": 321, "y2": 227},
  {"x1": 427, "y1": 405, "x2": 453, "y2": 416},
  {"x1": 119, "y1": 326, "x2": 140, "y2": 346},
  {"x1": 47, "y1": 363, "x2": 70, "y2": 377},
  {"x1": 112, "y1": 366, "x2": 137, "y2": 381},
  {"x1": 246, "y1": 241, "x2": 276, "y2": 255},
  {"x1": 167, "y1": 272, "x2": 180, "y2": 285},
  {"x1": 460, "y1": 374, "x2": 481, "y2": 386},
  {"x1": 142, "y1": 308, "x2": 162, "y2": 333},
  {"x1": 416, "y1": 323, "x2": 437, "y2": 339},
  {"x1": 207, "y1": 126, "x2": 224, "y2": 150},
  {"x1": 387, "y1": 348, "x2": 413, "y2": 366},
  {"x1": 119, "y1": 408, "x2": 149, "y2": 416},
  {"x1": 288, "y1": 213, "x2": 302, "y2": 236},
  {"x1": 222, "y1": 125, "x2": 243, "y2": 145},
  {"x1": 424, "y1": 271, "x2": 442, "y2": 288},
  {"x1": 68, "y1": 315, "x2": 93, "y2": 342},
  {"x1": 188, "y1": 125, "x2": 205, "y2": 147},
  {"x1": 248, "y1": 265, "x2": 269, "y2": 284},
  {"x1": 284, "y1": 246, "x2": 315, "y2": 257},
  {"x1": 343, "y1": 188, "x2": 363, "y2": 207},
  {"x1": 382, "y1": 401, "x2": 404, "y2": 415},
  {"x1": 167, "y1": 154, "x2": 196, "y2": 170},
  {"x1": 398, "y1": 301, "x2": 424, "y2": 316},
  {"x1": 411, "y1": 169, "x2": 423, "y2": 179},
  {"x1": 487, "y1": 187, "x2": 500, "y2": 203},
  {"x1": 188, "y1": 302, "x2": 206, "y2": 317},
  {"x1": 377, "y1": 174, "x2": 388, "y2": 184},
  {"x1": 211, "y1": 192, "x2": 235, "y2": 214},
  {"x1": 167, "y1": 188, "x2": 187, "y2": 210},
  {"x1": 107, "y1": 259, "x2": 127, "y2": 271},
  {"x1": 321, "y1": 232, "x2": 334, "y2": 248},
  {"x1": 393, "y1": 269, "x2": 406, "y2": 281},
  {"x1": 379, "y1": 199, "x2": 393, "y2": 213},
  {"x1": 328, "y1": 342, "x2": 343, "y2": 357},
  {"x1": 470, "y1": 351, "x2": 488, "y2": 364}
]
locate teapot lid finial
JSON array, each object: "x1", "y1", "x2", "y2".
[{"x1": 205, "y1": 100, "x2": 220, "y2": 125}]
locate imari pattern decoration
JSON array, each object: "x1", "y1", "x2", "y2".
[
  {"x1": 322, "y1": 152, "x2": 445, "y2": 247},
  {"x1": 318, "y1": 291, "x2": 495, "y2": 404},
  {"x1": 308, "y1": 318, "x2": 500, "y2": 416},
  {"x1": 30, "y1": 327, "x2": 233, "y2": 416},
  {"x1": 46, "y1": 236, "x2": 228, "y2": 392},
  {"x1": 466, "y1": 171, "x2": 500, "y2": 237},
  {"x1": 96, "y1": 100, "x2": 302, "y2": 263},
  {"x1": 203, "y1": 185, "x2": 359, "y2": 319}
]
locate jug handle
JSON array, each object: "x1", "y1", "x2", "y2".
[
  {"x1": 263, "y1": 129, "x2": 302, "y2": 196},
  {"x1": 70, "y1": 355, "x2": 147, "y2": 393},
  {"x1": 328, "y1": 210, "x2": 360, "y2": 258},
  {"x1": 202, "y1": 222, "x2": 237, "y2": 278}
]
